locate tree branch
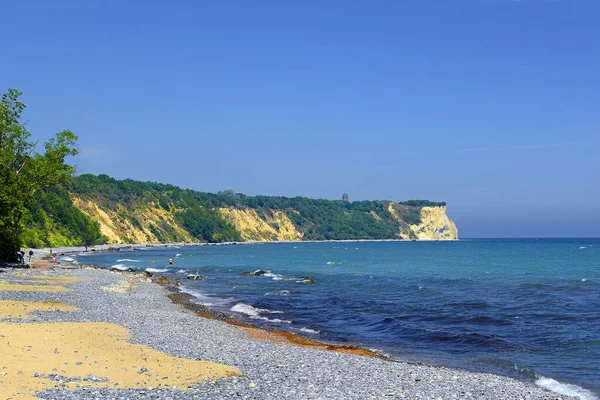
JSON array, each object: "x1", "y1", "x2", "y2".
[{"x1": 15, "y1": 140, "x2": 38, "y2": 175}]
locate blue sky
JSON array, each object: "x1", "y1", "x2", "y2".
[{"x1": 2, "y1": 0, "x2": 598, "y2": 237}]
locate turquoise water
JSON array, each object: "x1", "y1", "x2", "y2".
[{"x1": 74, "y1": 239, "x2": 600, "y2": 398}]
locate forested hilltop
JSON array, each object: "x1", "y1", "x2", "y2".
[{"x1": 21, "y1": 174, "x2": 458, "y2": 248}]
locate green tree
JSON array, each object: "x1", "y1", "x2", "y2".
[{"x1": 0, "y1": 89, "x2": 78, "y2": 260}]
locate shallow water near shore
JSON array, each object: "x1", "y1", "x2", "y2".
[{"x1": 75, "y1": 239, "x2": 600, "y2": 398}]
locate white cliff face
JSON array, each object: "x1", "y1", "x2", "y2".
[{"x1": 410, "y1": 206, "x2": 458, "y2": 240}]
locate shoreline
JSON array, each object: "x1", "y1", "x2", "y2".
[
  {"x1": 0, "y1": 259, "x2": 584, "y2": 398},
  {"x1": 5, "y1": 244, "x2": 594, "y2": 399},
  {"x1": 26, "y1": 237, "x2": 460, "y2": 259}
]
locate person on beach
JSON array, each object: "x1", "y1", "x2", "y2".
[
  {"x1": 14, "y1": 250, "x2": 22, "y2": 264},
  {"x1": 20, "y1": 250, "x2": 25, "y2": 264},
  {"x1": 28, "y1": 250, "x2": 33, "y2": 262},
  {"x1": 52, "y1": 254, "x2": 57, "y2": 263},
  {"x1": 168, "y1": 257, "x2": 173, "y2": 265}
]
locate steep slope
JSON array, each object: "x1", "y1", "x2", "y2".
[
  {"x1": 219, "y1": 208, "x2": 303, "y2": 241},
  {"x1": 72, "y1": 196, "x2": 197, "y2": 244},
  {"x1": 28, "y1": 174, "x2": 459, "y2": 245},
  {"x1": 20, "y1": 187, "x2": 106, "y2": 248},
  {"x1": 409, "y1": 206, "x2": 458, "y2": 240}
]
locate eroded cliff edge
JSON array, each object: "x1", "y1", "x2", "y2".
[{"x1": 23, "y1": 174, "x2": 458, "y2": 246}]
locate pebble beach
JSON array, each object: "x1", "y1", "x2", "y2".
[{"x1": 0, "y1": 251, "x2": 573, "y2": 399}]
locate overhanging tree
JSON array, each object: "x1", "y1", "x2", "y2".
[{"x1": 0, "y1": 89, "x2": 78, "y2": 260}]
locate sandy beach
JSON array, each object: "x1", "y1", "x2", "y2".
[{"x1": 0, "y1": 248, "x2": 574, "y2": 400}]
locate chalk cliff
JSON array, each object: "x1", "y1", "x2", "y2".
[
  {"x1": 409, "y1": 206, "x2": 458, "y2": 240},
  {"x1": 25, "y1": 174, "x2": 459, "y2": 246}
]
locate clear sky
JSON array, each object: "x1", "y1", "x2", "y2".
[{"x1": 2, "y1": 0, "x2": 598, "y2": 237}]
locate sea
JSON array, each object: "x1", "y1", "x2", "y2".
[{"x1": 68, "y1": 239, "x2": 599, "y2": 399}]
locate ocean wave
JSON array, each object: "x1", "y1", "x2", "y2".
[
  {"x1": 117, "y1": 259, "x2": 140, "y2": 262},
  {"x1": 178, "y1": 287, "x2": 233, "y2": 307},
  {"x1": 296, "y1": 327, "x2": 320, "y2": 334},
  {"x1": 176, "y1": 253, "x2": 182, "y2": 257},
  {"x1": 231, "y1": 303, "x2": 266, "y2": 317},
  {"x1": 61, "y1": 257, "x2": 76, "y2": 262},
  {"x1": 263, "y1": 272, "x2": 284, "y2": 281},
  {"x1": 111, "y1": 264, "x2": 131, "y2": 271},
  {"x1": 231, "y1": 303, "x2": 285, "y2": 319},
  {"x1": 256, "y1": 316, "x2": 293, "y2": 324},
  {"x1": 326, "y1": 261, "x2": 342, "y2": 265},
  {"x1": 146, "y1": 268, "x2": 168, "y2": 273},
  {"x1": 535, "y1": 376, "x2": 598, "y2": 400},
  {"x1": 265, "y1": 290, "x2": 299, "y2": 296}
]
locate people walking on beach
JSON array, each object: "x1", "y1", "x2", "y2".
[
  {"x1": 28, "y1": 250, "x2": 33, "y2": 262},
  {"x1": 20, "y1": 250, "x2": 25, "y2": 264},
  {"x1": 51, "y1": 254, "x2": 57, "y2": 263},
  {"x1": 168, "y1": 257, "x2": 173, "y2": 265}
]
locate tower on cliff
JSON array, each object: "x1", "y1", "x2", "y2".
[{"x1": 342, "y1": 193, "x2": 349, "y2": 202}]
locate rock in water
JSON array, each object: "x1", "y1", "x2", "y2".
[
  {"x1": 300, "y1": 276, "x2": 316, "y2": 285},
  {"x1": 187, "y1": 274, "x2": 203, "y2": 280}
]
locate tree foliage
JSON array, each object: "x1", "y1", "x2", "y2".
[{"x1": 0, "y1": 89, "x2": 79, "y2": 260}]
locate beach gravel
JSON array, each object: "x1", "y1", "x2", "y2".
[{"x1": 0, "y1": 266, "x2": 571, "y2": 400}]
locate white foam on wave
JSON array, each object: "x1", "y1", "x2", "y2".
[
  {"x1": 263, "y1": 272, "x2": 284, "y2": 281},
  {"x1": 111, "y1": 264, "x2": 130, "y2": 271},
  {"x1": 297, "y1": 327, "x2": 320, "y2": 334},
  {"x1": 117, "y1": 259, "x2": 140, "y2": 262},
  {"x1": 178, "y1": 287, "x2": 232, "y2": 307},
  {"x1": 61, "y1": 257, "x2": 75, "y2": 262},
  {"x1": 326, "y1": 261, "x2": 342, "y2": 265},
  {"x1": 580, "y1": 246, "x2": 587, "y2": 249},
  {"x1": 265, "y1": 290, "x2": 295, "y2": 296},
  {"x1": 176, "y1": 253, "x2": 182, "y2": 257},
  {"x1": 231, "y1": 303, "x2": 285, "y2": 319},
  {"x1": 535, "y1": 377, "x2": 597, "y2": 400},
  {"x1": 582, "y1": 278, "x2": 587, "y2": 282},
  {"x1": 231, "y1": 303, "x2": 263, "y2": 317},
  {"x1": 146, "y1": 268, "x2": 168, "y2": 273},
  {"x1": 258, "y1": 316, "x2": 292, "y2": 324},
  {"x1": 177, "y1": 269, "x2": 186, "y2": 274}
]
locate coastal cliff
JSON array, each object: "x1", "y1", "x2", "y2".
[
  {"x1": 219, "y1": 208, "x2": 303, "y2": 241},
  {"x1": 22, "y1": 174, "x2": 458, "y2": 246},
  {"x1": 409, "y1": 206, "x2": 458, "y2": 240}
]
